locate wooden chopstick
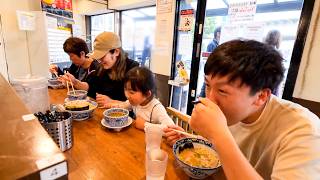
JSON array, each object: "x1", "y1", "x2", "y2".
[
  {"x1": 66, "y1": 81, "x2": 70, "y2": 94},
  {"x1": 171, "y1": 129, "x2": 198, "y2": 139},
  {"x1": 54, "y1": 72, "x2": 59, "y2": 78},
  {"x1": 69, "y1": 80, "x2": 75, "y2": 95},
  {"x1": 64, "y1": 70, "x2": 75, "y2": 95}
]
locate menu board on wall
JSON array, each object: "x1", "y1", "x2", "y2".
[{"x1": 41, "y1": 0, "x2": 73, "y2": 18}]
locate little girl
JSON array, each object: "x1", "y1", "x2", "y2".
[{"x1": 109, "y1": 66, "x2": 174, "y2": 130}]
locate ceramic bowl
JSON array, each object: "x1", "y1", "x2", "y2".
[
  {"x1": 48, "y1": 78, "x2": 64, "y2": 89},
  {"x1": 64, "y1": 100, "x2": 97, "y2": 121},
  {"x1": 67, "y1": 90, "x2": 87, "y2": 100},
  {"x1": 103, "y1": 108, "x2": 129, "y2": 127},
  {"x1": 173, "y1": 138, "x2": 221, "y2": 179}
]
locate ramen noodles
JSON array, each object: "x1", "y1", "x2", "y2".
[
  {"x1": 178, "y1": 147, "x2": 220, "y2": 168},
  {"x1": 65, "y1": 100, "x2": 90, "y2": 111}
]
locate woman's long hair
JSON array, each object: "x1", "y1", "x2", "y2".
[
  {"x1": 109, "y1": 48, "x2": 128, "y2": 81},
  {"x1": 95, "y1": 48, "x2": 128, "y2": 81}
]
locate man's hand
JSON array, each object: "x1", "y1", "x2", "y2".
[{"x1": 190, "y1": 98, "x2": 228, "y2": 141}]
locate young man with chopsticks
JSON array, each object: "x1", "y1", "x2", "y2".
[{"x1": 164, "y1": 40, "x2": 320, "y2": 179}]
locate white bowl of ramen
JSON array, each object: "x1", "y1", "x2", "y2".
[{"x1": 173, "y1": 138, "x2": 221, "y2": 179}]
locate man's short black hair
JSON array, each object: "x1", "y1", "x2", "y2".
[
  {"x1": 63, "y1": 37, "x2": 89, "y2": 57},
  {"x1": 204, "y1": 39, "x2": 284, "y2": 95}
]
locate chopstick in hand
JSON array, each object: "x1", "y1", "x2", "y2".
[
  {"x1": 192, "y1": 100, "x2": 201, "y2": 105},
  {"x1": 64, "y1": 70, "x2": 75, "y2": 95},
  {"x1": 69, "y1": 80, "x2": 75, "y2": 95},
  {"x1": 66, "y1": 81, "x2": 70, "y2": 94},
  {"x1": 171, "y1": 129, "x2": 198, "y2": 139},
  {"x1": 53, "y1": 72, "x2": 59, "y2": 78}
]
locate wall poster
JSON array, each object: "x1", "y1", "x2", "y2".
[
  {"x1": 178, "y1": 9, "x2": 194, "y2": 31},
  {"x1": 41, "y1": 0, "x2": 73, "y2": 18}
]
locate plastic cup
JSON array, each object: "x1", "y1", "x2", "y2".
[
  {"x1": 145, "y1": 124, "x2": 163, "y2": 152},
  {"x1": 146, "y1": 149, "x2": 168, "y2": 180}
]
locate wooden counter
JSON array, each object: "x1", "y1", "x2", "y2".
[
  {"x1": 49, "y1": 88, "x2": 189, "y2": 179},
  {"x1": 0, "y1": 75, "x2": 67, "y2": 179}
]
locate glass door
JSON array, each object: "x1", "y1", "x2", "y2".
[
  {"x1": 197, "y1": 0, "x2": 305, "y2": 101},
  {"x1": 170, "y1": 0, "x2": 205, "y2": 114},
  {"x1": 171, "y1": 0, "x2": 307, "y2": 115}
]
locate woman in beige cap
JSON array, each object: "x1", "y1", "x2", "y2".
[{"x1": 62, "y1": 32, "x2": 139, "y2": 106}]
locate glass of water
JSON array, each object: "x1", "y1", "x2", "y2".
[
  {"x1": 145, "y1": 124, "x2": 163, "y2": 152},
  {"x1": 146, "y1": 149, "x2": 168, "y2": 180}
]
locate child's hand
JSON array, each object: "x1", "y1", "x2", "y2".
[
  {"x1": 135, "y1": 116, "x2": 146, "y2": 130},
  {"x1": 104, "y1": 100, "x2": 126, "y2": 109},
  {"x1": 163, "y1": 125, "x2": 185, "y2": 146},
  {"x1": 96, "y1": 93, "x2": 112, "y2": 107}
]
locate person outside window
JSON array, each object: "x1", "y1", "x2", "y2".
[
  {"x1": 264, "y1": 29, "x2": 282, "y2": 96},
  {"x1": 200, "y1": 26, "x2": 221, "y2": 97},
  {"x1": 141, "y1": 36, "x2": 151, "y2": 67},
  {"x1": 264, "y1": 29, "x2": 281, "y2": 50},
  {"x1": 206, "y1": 26, "x2": 221, "y2": 52}
]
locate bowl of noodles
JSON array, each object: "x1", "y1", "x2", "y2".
[
  {"x1": 67, "y1": 90, "x2": 88, "y2": 100},
  {"x1": 64, "y1": 99, "x2": 97, "y2": 121},
  {"x1": 103, "y1": 108, "x2": 129, "y2": 127},
  {"x1": 173, "y1": 138, "x2": 221, "y2": 179}
]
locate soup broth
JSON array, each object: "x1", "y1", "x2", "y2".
[
  {"x1": 108, "y1": 112, "x2": 126, "y2": 117},
  {"x1": 178, "y1": 146, "x2": 219, "y2": 168}
]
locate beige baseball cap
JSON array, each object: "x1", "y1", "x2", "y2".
[{"x1": 88, "y1": 32, "x2": 121, "y2": 60}]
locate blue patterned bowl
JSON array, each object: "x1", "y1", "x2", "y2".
[
  {"x1": 173, "y1": 138, "x2": 221, "y2": 179},
  {"x1": 103, "y1": 108, "x2": 129, "y2": 127},
  {"x1": 67, "y1": 90, "x2": 87, "y2": 100},
  {"x1": 48, "y1": 78, "x2": 62, "y2": 85},
  {"x1": 48, "y1": 78, "x2": 64, "y2": 89},
  {"x1": 65, "y1": 100, "x2": 97, "y2": 121}
]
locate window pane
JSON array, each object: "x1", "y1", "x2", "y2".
[
  {"x1": 197, "y1": 0, "x2": 304, "y2": 99},
  {"x1": 91, "y1": 13, "x2": 115, "y2": 48},
  {"x1": 121, "y1": 6, "x2": 156, "y2": 67}
]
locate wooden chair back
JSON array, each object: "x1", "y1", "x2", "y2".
[{"x1": 166, "y1": 107, "x2": 195, "y2": 134}]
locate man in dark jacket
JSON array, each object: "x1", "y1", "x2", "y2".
[
  {"x1": 206, "y1": 27, "x2": 221, "y2": 52},
  {"x1": 200, "y1": 27, "x2": 221, "y2": 97}
]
